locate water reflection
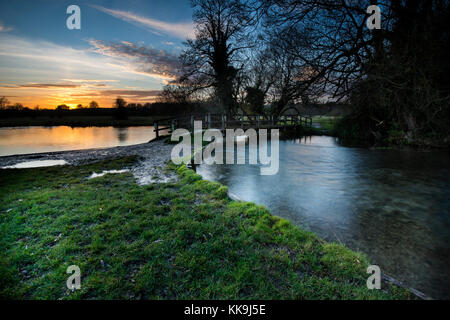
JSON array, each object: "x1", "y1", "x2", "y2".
[
  {"x1": 117, "y1": 127, "x2": 129, "y2": 142},
  {"x1": 0, "y1": 126, "x2": 167, "y2": 156},
  {"x1": 197, "y1": 136, "x2": 450, "y2": 299},
  {"x1": 2, "y1": 160, "x2": 67, "y2": 168}
]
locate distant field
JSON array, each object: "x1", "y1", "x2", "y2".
[
  {"x1": 0, "y1": 116, "x2": 165, "y2": 127},
  {"x1": 311, "y1": 115, "x2": 342, "y2": 132}
]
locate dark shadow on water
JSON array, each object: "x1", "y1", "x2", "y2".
[{"x1": 116, "y1": 127, "x2": 129, "y2": 143}]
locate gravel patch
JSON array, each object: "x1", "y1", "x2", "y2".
[{"x1": 0, "y1": 138, "x2": 178, "y2": 185}]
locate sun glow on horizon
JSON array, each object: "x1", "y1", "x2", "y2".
[{"x1": 0, "y1": 35, "x2": 168, "y2": 109}]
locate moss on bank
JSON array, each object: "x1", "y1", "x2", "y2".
[{"x1": 0, "y1": 157, "x2": 414, "y2": 299}]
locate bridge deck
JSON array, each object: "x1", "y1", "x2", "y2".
[{"x1": 153, "y1": 113, "x2": 312, "y2": 138}]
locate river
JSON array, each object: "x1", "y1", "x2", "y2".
[
  {"x1": 0, "y1": 126, "x2": 161, "y2": 156},
  {"x1": 197, "y1": 135, "x2": 450, "y2": 299},
  {"x1": 1, "y1": 127, "x2": 448, "y2": 298}
]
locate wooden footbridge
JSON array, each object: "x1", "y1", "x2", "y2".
[{"x1": 153, "y1": 113, "x2": 312, "y2": 138}]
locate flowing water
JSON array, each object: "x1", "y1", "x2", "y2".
[{"x1": 197, "y1": 136, "x2": 450, "y2": 299}]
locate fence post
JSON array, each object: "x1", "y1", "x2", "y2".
[
  {"x1": 154, "y1": 122, "x2": 159, "y2": 139},
  {"x1": 207, "y1": 113, "x2": 211, "y2": 129},
  {"x1": 221, "y1": 114, "x2": 225, "y2": 130},
  {"x1": 190, "y1": 115, "x2": 194, "y2": 130}
]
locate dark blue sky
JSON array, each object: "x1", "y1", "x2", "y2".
[{"x1": 0, "y1": 0, "x2": 194, "y2": 107}]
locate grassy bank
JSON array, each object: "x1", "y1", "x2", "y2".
[{"x1": 0, "y1": 157, "x2": 413, "y2": 299}]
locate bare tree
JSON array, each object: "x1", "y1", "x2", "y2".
[
  {"x1": 173, "y1": 0, "x2": 256, "y2": 115},
  {"x1": 263, "y1": 0, "x2": 377, "y2": 101},
  {"x1": 89, "y1": 101, "x2": 99, "y2": 109},
  {"x1": 114, "y1": 97, "x2": 127, "y2": 109},
  {"x1": 263, "y1": 0, "x2": 450, "y2": 144},
  {"x1": 56, "y1": 104, "x2": 69, "y2": 110},
  {"x1": 239, "y1": 49, "x2": 276, "y2": 115},
  {"x1": 0, "y1": 96, "x2": 9, "y2": 109},
  {"x1": 114, "y1": 97, "x2": 128, "y2": 119},
  {"x1": 245, "y1": 33, "x2": 322, "y2": 117}
]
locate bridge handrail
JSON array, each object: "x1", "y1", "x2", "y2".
[{"x1": 153, "y1": 113, "x2": 312, "y2": 138}]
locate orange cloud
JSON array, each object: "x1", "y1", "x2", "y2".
[
  {"x1": 0, "y1": 83, "x2": 162, "y2": 108},
  {"x1": 0, "y1": 36, "x2": 168, "y2": 108}
]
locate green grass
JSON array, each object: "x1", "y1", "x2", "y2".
[
  {"x1": 311, "y1": 116, "x2": 341, "y2": 133},
  {"x1": 0, "y1": 157, "x2": 414, "y2": 299}
]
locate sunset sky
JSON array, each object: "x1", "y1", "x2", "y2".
[{"x1": 0, "y1": 0, "x2": 193, "y2": 108}]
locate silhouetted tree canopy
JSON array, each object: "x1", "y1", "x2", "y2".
[
  {"x1": 113, "y1": 97, "x2": 128, "y2": 119},
  {"x1": 262, "y1": 0, "x2": 450, "y2": 145},
  {"x1": 89, "y1": 101, "x2": 99, "y2": 109},
  {"x1": 164, "y1": 0, "x2": 257, "y2": 115},
  {"x1": 114, "y1": 97, "x2": 127, "y2": 109},
  {"x1": 56, "y1": 104, "x2": 69, "y2": 110},
  {"x1": 0, "y1": 96, "x2": 9, "y2": 109}
]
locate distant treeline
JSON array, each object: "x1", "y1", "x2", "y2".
[
  {"x1": 0, "y1": 102, "x2": 212, "y2": 119},
  {"x1": 0, "y1": 102, "x2": 349, "y2": 120}
]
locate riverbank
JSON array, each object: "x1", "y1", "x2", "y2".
[
  {"x1": 0, "y1": 139, "x2": 176, "y2": 184},
  {"x1": 0, "y1": 141, "x2": 415, "y2": 299},
  {"x1": 309, "y1": 116, "x2": 450, "y2": 150}
]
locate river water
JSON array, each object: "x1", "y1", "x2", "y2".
[
  {"x1": 197, "y1": 135, "x2": 450, "y2": 299},
  {"x1": 0, "y1": 126, "x2": 160, "y2": 156},
  {"x1": 1, "y1": 126, "x2": 448, "y2": 298}
]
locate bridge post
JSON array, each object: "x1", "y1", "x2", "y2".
[{"x1": 154, "y1": 122, "x2": 159, "y2": 139}]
